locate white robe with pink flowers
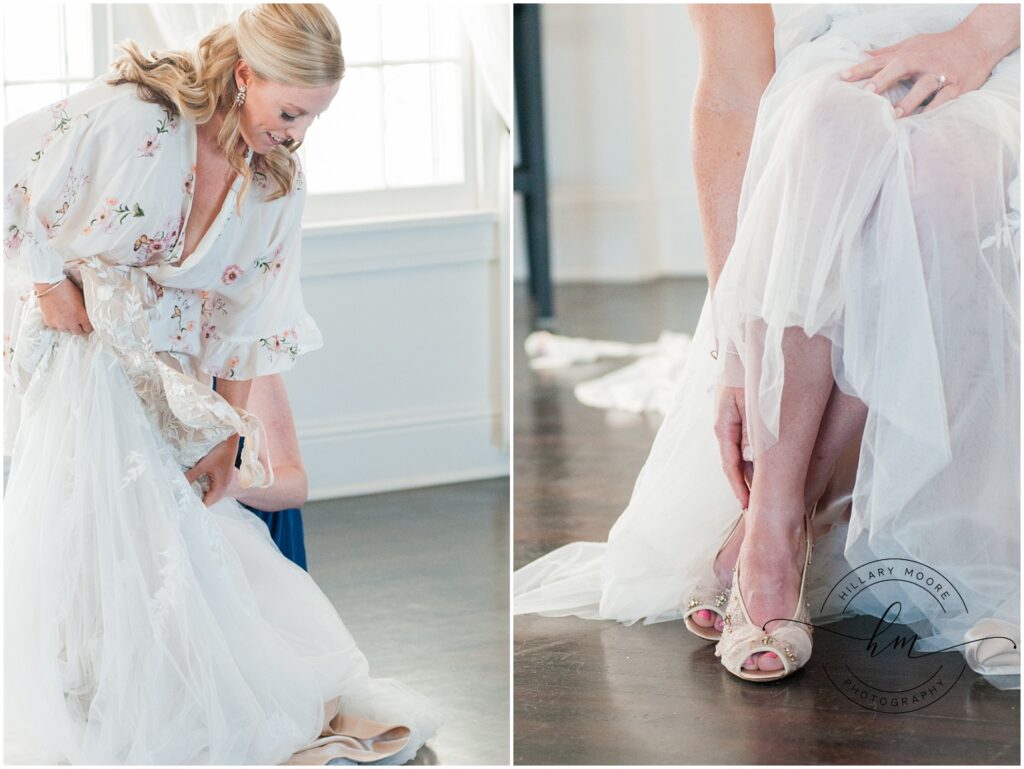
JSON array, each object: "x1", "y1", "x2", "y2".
[{"x1": 2, "y1": 80, "x2": 438, "y2": 764}]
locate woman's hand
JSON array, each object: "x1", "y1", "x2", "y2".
[
  {"x1": 35, "y1": 280, "x2": 94, "y2": 335},
  {"x1": 185, "y1": 435, "x2": 240, "y2": 507},
  {"x1": 841, "y1": 5, "x2": 1020, "y2": 116},
  {"x1": 714, "y1": 385, "x2": 753, "y2": 510}
]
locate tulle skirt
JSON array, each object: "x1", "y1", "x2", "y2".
[
  {"x1": 4, "y1": 328, "x2": 438, "y2": 763},
  {"x1": 515, "y1": 4, "x2": 1020, "y2": 682}
]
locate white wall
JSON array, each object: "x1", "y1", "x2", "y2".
[
  {"x1": 291, "y1": 213, "x2": 507, "y2": 500},
  {"x1": 514, "y1": 5, "x2": 706, "y2": 283}
]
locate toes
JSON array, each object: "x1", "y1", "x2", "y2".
[
  {"x1": 692, "y1": 609, "x2": 714, "y2": 627},
  {"x1": 714, "y1": 616, "x2": 725, "y2": 632},
  {"x1": 741, "y1": 651, "x2": 785, "y2": 673},
  {"x1": 758, "y1": 652, "x2": 784, "y2": 672}
]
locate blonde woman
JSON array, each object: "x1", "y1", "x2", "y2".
[{"x1": 3, "y1": 5, "x2": 437, "y2": 763}]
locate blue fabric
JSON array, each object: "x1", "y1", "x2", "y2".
[{"x1": 240, "y1": 501, "x2": 308, "y2": 571}]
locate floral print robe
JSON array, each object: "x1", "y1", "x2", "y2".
[{"x1": 4, "y1": 78, "x2": 322, "y2": 382}]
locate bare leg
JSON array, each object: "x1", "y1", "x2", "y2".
[
  {"x1": 693, "y1": 375, "x2": 868, "y2": 636},
  {"x1": 739, "y1": 329, "x2": 834, "y2": 671},
  {"x1": 805, "y1": 386, "x2": 868, "y2": 510}
]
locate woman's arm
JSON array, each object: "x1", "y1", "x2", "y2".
[
  {"x1": 225, "y1": 374, "x2": 309, "y2": 510},
  {"x1": 690, "y1": 5, "x2": 774, "y2": 508},
  {"x1": 688, "y1": 4, "x2": 776, "y2": 293}
]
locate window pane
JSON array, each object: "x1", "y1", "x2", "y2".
[
  {"x1": 298, "y1": 3, "x2": 469, "y2": 200},
  {"x1": 304, "y1": 67, "x2": 384, "y2": 194},
  {"x1": 331, "y1": 4, "x2": 381, "y2": 65},
  {"x1": 383, "y1": 64, "x2": 433, "y2": 187},
  {"x1": 5, "y1": 83, "x2": 64, "y2": 124},
  {"x1": 65, "y1": 4, "x2": 95, "y2": 79},
  {"x1": 429, "y1": 6, "x2": 462, "y2": 59},
  {"x1": 381, "y1": 4, "x2": 429, "y2": 61},
  {"x1": 432, "y1": 63, "x2": 463, "y2": 184},
  {"x1": 3, "y1": 5, "x2": 62, "y2": 81}
]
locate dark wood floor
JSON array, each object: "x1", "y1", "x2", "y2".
[
  {"x1": 513, "y1": 281, "x2": 1020, "y2": 765},
  {"x1": 306, "y1": 479, "x2": 509, "y2": 766}
]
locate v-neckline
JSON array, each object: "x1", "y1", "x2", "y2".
[{"x1": 170, "y1": 120, "x2": 253, "y2": 272}]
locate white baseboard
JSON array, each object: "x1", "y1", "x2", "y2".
[
  {"x1": 298, "y1": 405, "x2": 510, "y2": 500},
  {"x1": 306, "y1": 465, "x2": 509, "y2": 501}
]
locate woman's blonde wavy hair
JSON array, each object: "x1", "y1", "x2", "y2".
[{"x1": 109, "y1": 4, "x2": 344, "y2": 208}]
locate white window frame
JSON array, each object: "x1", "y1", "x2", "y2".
[
  {"x1": 1, "y1": 5, "x2": 115, "y2": 125},
  {"x1": 3, "y1": 4, "x2": 484, "y2": 224},
  {"x1": 300, "y1": 37, "x2": 481, "y2": 225}
]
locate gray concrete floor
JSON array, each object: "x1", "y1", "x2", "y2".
[
  {"x1": 305, "y1": 479, "x2": 509, "y2": 766},
  {"x1": 514, "y1": 281, "x2": 1020, "y2": 765}
]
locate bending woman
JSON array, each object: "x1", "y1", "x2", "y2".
[
  {"x1": 514, "y1": 3, "x2": 1020, "y2": 684},
  {"x1": 4, "y1": 4, "x2": 437, "y2": 762}
]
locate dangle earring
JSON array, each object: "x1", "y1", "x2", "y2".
[{"x1": 235, "y1": 84, "x2": 247, "y2": 108}]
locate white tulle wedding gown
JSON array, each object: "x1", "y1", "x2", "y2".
[
  {"x1": 515, "y1": 3, "x2": 1020, "y2": 685},
  {"x1": 3, "y1": 267, "x2": 439, "y2": 765},
  {"x1": 3, "y1": 83, "x2": 439, "y2": 762}
]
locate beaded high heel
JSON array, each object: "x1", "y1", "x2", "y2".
[
  {"x1": 682, "y1": 515, "x2": 743, "y2": 642},
  {"x1": 714, "y1": 515, "x2": 813, "y2": 681}
]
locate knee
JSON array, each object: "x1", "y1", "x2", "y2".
[
  {"x1": 907, "y1": 122, "x2": 1010, "y2": 236},
  {"x1": 783, "y1": 77, "x2": 894, "y2": 163}
]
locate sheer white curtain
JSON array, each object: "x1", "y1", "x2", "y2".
[
  {"x1": 460, "y1": 3, "x2": 511, "y2": 448},
  {"x1": 109, "y1": 4, "x2": 237, "y2": 54}
]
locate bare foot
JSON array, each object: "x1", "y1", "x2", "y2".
[
  {"x1": 735, "y1": 510, "x2": 806, "y2": 672},
  {"x1": 688, "y1": 516, "x2": 746, "y2": 633}
]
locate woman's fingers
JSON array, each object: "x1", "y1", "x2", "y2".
[
  {"x1": 923, "y1": 82, "x2": 962, "y2": 112},
  {"x1": 866, "y1": 43, "x2": 899, "y2": 57},
  {"x1": 894, "y1": 73, "x2": 944, "y2": 116},
  {"x1": 714, "y1": 393, "x2": 750, "y2": 509},
  {"x1": 184, "y1": 464, "x2": 220, "y2": 506},
  {"x1": 718, "y1": 435, "x2": 749, "y2": 509},
  {"x1": 841, "y1": 54, "x2": 889, "y2": 83},
  {"x1": 203, "y1": 480, "x2": 224, "y2": 507},
  {"x1": 864, "y1": 57, "x2": 913, "y2": 96},
  {"x1": 184, "y1": 461, "x2": 207, "y2": 485}
]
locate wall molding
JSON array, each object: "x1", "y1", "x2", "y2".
[
  {"x1": 296, "y1": 404, "x2": 496, "y2": 440},
  {"x1": 301, "y1": 211, "x2": 499, "y2": 278},
  {"x1": 299, "y1": 405, "x2": 509, "y2": 501}
]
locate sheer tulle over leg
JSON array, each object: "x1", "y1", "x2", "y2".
[{"x1": 514, "y1": 5, "x2": 1020, "y2": 683}]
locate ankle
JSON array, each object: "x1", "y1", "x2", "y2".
[
  {"x1": 745, "y1": 507, "x2": 806, "y2": 542},
  {"x1": 749, "y1": 483, "x2": 806, "y2": 515}
]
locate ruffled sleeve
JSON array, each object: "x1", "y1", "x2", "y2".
[
  {"x1": 4, "y1": 99, "x2": 98, "y2": 284},
  {"x1": 196, "y1": 175, "x2": 323, "y2": 381}
]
